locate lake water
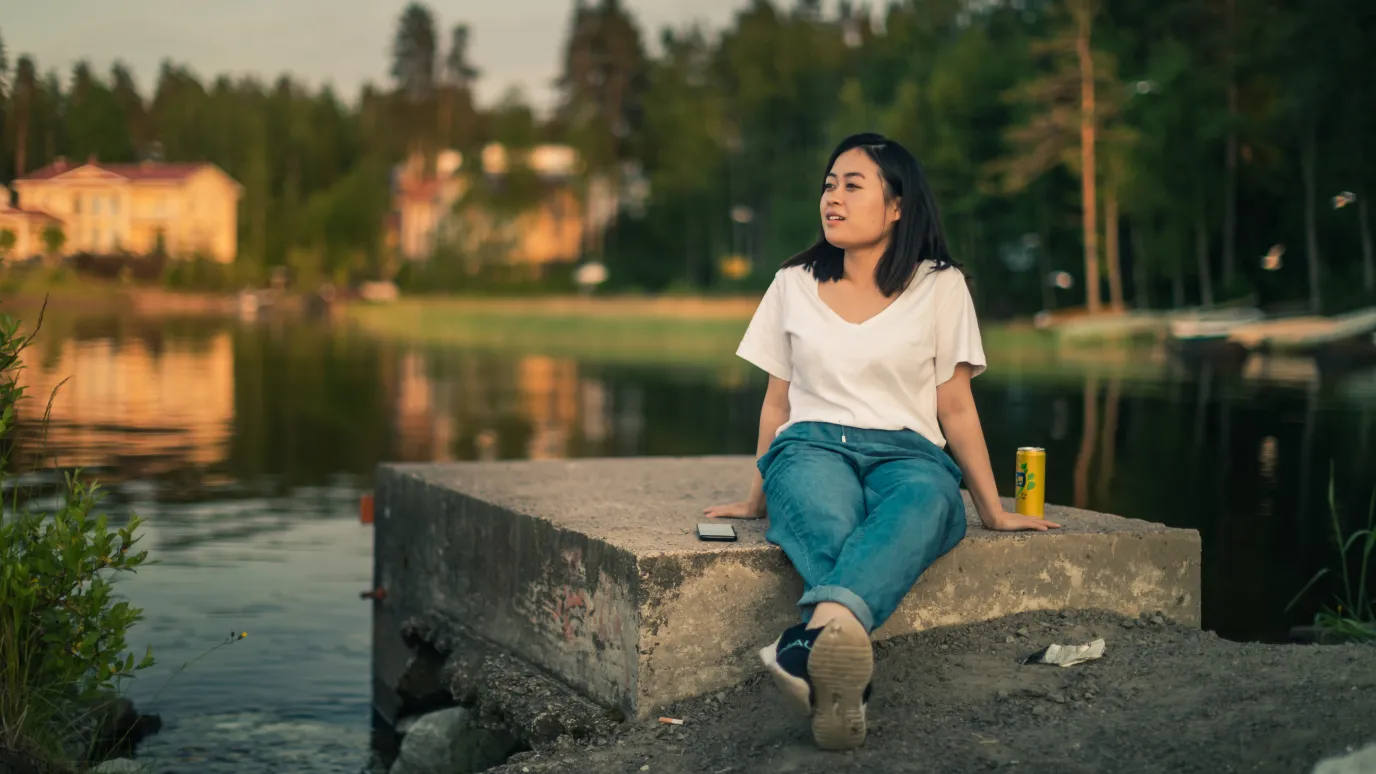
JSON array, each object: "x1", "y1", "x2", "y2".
[{"x1": 9, "y1": 310, "x2": 1376, "y2": 772}]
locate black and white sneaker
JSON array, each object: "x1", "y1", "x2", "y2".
[
  {"x1": 759, "y1": 619, "x2": 874, "y2": 742},
  {"x1": 759, "y1": 622, "x2": 820, "y2": 716},
  {"x1": 806, "y1": 616, "x2": 873, "y2": 751}
]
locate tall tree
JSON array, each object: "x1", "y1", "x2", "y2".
[
  {"x1": 391, "y1": 3, "x2": 438, "y2": 102},
  {"x1": 556, "y1": 0, "x2": 649, "y2": 257},
  {"x1": 11, "y1": 56, "x2": 35, "y2": 176},
  {"x1": 391, "y1": 2, "x2": 439, "y2": 157},
  {"x1": 438, "y1": 24, "x2": 480, "y2": 149}
]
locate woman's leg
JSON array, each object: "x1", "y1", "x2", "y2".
[
  {"x1": 761, "y1": 441, "x2": 866, "y2": 619},
  {"x1": 822, "y1": 456, "x2": 967, "y2": 632}
]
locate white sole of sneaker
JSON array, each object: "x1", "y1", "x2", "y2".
[
  {"x1": 759, "y1": 637, "x2": 812, "y2": 717},
  {"x1": 806, "y1": 617, "x2": 872, "y2": 751}
]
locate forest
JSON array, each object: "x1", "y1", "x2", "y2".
[{"x1": 0, "y1": 0, "x2": 1372, "y2": 315}]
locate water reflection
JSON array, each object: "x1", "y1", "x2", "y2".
[{"x1": 6, "y1": 310, "x2": 1376, "y2": 769}]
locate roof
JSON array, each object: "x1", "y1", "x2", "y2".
[{"x1": 17, "y1": 158, "x2": 219, "y2": 183}]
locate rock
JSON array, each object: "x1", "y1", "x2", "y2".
[
  {"x1": 390, "y1": 707, "x2": 520, "y2": 774},
  {"x1": 1151, "y1": 615, "x2": 1166, "y2": 626},
  {"x1": 716, "y1": 692, "x2": 727, "y2": 704},
  {"x1": 1016, "y1": 627, "x2": 1030, "y2": 638},
  {"x1": 1005, "y1": 635, "x2": 1016, "y2": 644},
  {"x1": 1313, "y1": 742, "x2": 1376, "y2": 774},
  {"x1": 1050, "y1": 693, "x2": 1068, "y2": 705},
  {"x1": 1032, "y1": 705, "x2": 1047, "y2": 717},
  {"x1": 1122, "y1": 620, "x2": 1137, "y2": 629},
  {"x1": 92, "y1": 760, "x2": 148, "y2": 774},
  {"x1": 1060, "y1": 610, "x2": 1074, "y2": 619},
  {"x1": 89, "y1": 697, "x2": 162, "y2": 762}
]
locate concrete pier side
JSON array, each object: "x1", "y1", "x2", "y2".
[{"x1": 373, "y1": 457, "x2": 1201, "y2": 721}]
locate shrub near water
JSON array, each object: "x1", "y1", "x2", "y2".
[{"x1": 0, "y1": 305, "x2": 154, "y2": 768}]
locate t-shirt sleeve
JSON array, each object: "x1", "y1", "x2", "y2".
[
  {"x1": 735, "y1": 274, "x2": 792, "y2": 381},
  {"x1": 934, "y1": 271, "x2": 987, "y2": 386}
]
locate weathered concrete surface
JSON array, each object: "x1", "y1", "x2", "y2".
[{"x1": 373, "y1": 457, "x2": 1200, "y2": 721}]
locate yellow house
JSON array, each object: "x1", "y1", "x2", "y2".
[
  {"x1": 9, "y1": 157, "x2": 243, "y2": 262},
  {"x1": 389, "y1": 143, "x2": 605, "y2": 269},
  {"x1": 0, "y1": 185, "x2": 62, "y2": 261}
]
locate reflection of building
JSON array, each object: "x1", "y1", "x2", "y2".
[
  {"x1": 517, "y1": 356, "x2": 581, "y2": 460},
  {"x1": 387, "y1": 144, "x2": 615, "y2": 268},
  {"x1": 393, "y1": 351, "x2": 455, "y2": 462},
  {"x1": 14, "y1": 331, "x2": 236, "y2": 475},
  {"x1": 8, "y1": 157, "x2": 243, "y2": 261},
  {"x1": 384, "y1": 349, "x2": 613, "y2": 462}
]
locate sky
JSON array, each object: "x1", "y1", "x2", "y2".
[{"x1": 4, "y1": 0, "x2": 809, "y2": 114}]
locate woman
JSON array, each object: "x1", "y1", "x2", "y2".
[{"x1": 704, "y1": 133, "x2": 1060, "y2": 751}]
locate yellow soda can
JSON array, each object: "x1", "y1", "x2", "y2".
[{"x1": 1015, "y1": 447, "x2": 1045, "y2": 518}]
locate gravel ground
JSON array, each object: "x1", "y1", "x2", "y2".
[{"x1": 489, "y1": 609, "x2": 1376, "y2": 774}]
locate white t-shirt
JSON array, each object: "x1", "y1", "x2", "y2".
[{"x1": 736, "y1": 263, "x2": 986, "y2": 448}]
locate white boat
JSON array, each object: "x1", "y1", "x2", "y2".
[{"x1": 1168, "y1": 307, "x2": 1267, "y2": 342}]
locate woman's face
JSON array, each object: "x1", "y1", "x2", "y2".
[{"x1": 820, "y1": 147, "x2": 900, "y2": 252}]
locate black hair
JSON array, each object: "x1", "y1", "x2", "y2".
[{"x1": 781, "y1": 132, "x2": 960, "y2": 297}]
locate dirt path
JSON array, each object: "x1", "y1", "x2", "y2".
[{"x1": 492, "y1": 610, "x2": 1375, "y2": 774}]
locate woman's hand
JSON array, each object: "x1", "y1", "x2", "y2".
[
  {"x1": 703, "y1": 499, "x2": 765, "y2": 519},
  {"x1": 983, "y1": 509, "x2": 1061, "y2": 531}
]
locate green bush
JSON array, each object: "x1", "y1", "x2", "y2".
[{"x1": 0, "y1": 303, "x2": 154, "y2": 767}]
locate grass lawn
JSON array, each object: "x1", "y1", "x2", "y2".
[{"x1": 345, "y1": 295, "x2": 1167, "y2": 381}]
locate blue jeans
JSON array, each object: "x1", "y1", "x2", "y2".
[{"x1": 758, "y1": 421, "x2": 967, "y2": 633}]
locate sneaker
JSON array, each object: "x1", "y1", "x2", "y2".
[
  {"x1": 807, "y1": 616, "x2": 873, "y2": 751},
  {"x1": 759, "y1": 622, "x2": 819, "y2": 716}
]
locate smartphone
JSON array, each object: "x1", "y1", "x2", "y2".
[{"x1": 696, "y1": 522, "x2": 738, "y2": 542}]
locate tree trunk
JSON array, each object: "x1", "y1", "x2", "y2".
[
  {"x1": 1132, "y1": 221, "x2": 1152, "y2": 309},
  {"x1": 1038, "y1": 193, "x2": 1055, "y2": 311},
  {"x1": 1302, "y1": 122, "x2": 1322, "y2": 312},
  {"x1": 1172, "y1": 248, "x2": 1186, "y2": 309},
  {"x1": 1222, "y1": 0, "x2": 1238, "y2": 289},
  {"x1": 437, "y1": 87, "x2": 453, "y2": 147},
  {"x1": 1106, "y1": 185, "x2": 1124, "y2": 311},
  {"x1": 1076, "y1": 5, "x2": 1102, "y2": 314},
  {"x1": 1360, "y1": 191, "x2": 1374, "y2": 293},
  {"x1": 1195, "y1": 209, "x2": 1214, "y2": 306},
  {"x1": 15, "y1": 97, "x2": 29, "y2": 177}
]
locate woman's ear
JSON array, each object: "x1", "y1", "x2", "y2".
[{"x1": 890, "y1": 197, "x2": 902, "y2": 222}]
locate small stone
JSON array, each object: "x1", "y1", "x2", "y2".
[
  {"x1": 1005, "y1": 635, "x2": 1016, "y2": 644},
  {"x1": 1151, "y1": 615, "x2": 1166, "y2": 626},
  {"x1": 1121, "y1": 619, "x2": 1137, "y2": 629},
  {"x1": 641, "y1": 766, "x2": 650, "y2": 772},
  {"x1": 1016, "y1": 627, "x2": 1030, "y2": 638},
  {"x1": 1050, "y1": 693, "x2": 1068, "y2": 705},
  {"x1": 1032, "y1": 705, "x2": 1047, "y2": 716},
  {"x1": 1059, "y1": 610, "x2": 1073, "y2": 619},
  {"x1": 996, "y1": 690, "x2": 1010, "y2": 702},
  {"x1": 523, "y1": 769, "x2": 530, "y2": 773},
  {"x1": 716, "y1": 692, "x2": 727, "y2": 703}
]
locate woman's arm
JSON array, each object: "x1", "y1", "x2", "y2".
[
  {"x1": 704, "y1": 375, "x2": 791, "y2": 519},
  {"x1": 937, "y1": 364, "x2": 1060, "y2": 531}
]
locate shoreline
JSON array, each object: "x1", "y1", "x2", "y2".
[{"x1": 475, "y1": 608, "x2": 1375, "y2": 774}]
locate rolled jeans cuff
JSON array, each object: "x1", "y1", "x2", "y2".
[{"x1": 798, "y1": 585, "x2": 876, "y2": 633}]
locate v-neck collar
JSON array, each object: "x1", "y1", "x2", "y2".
[{"x1": 809, "y1": 273, "x2": 907, "y2": 328}]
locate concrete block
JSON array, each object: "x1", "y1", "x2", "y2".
[{"x1": 373, "y1": 457, "x2": 1200, "y2": 720}]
